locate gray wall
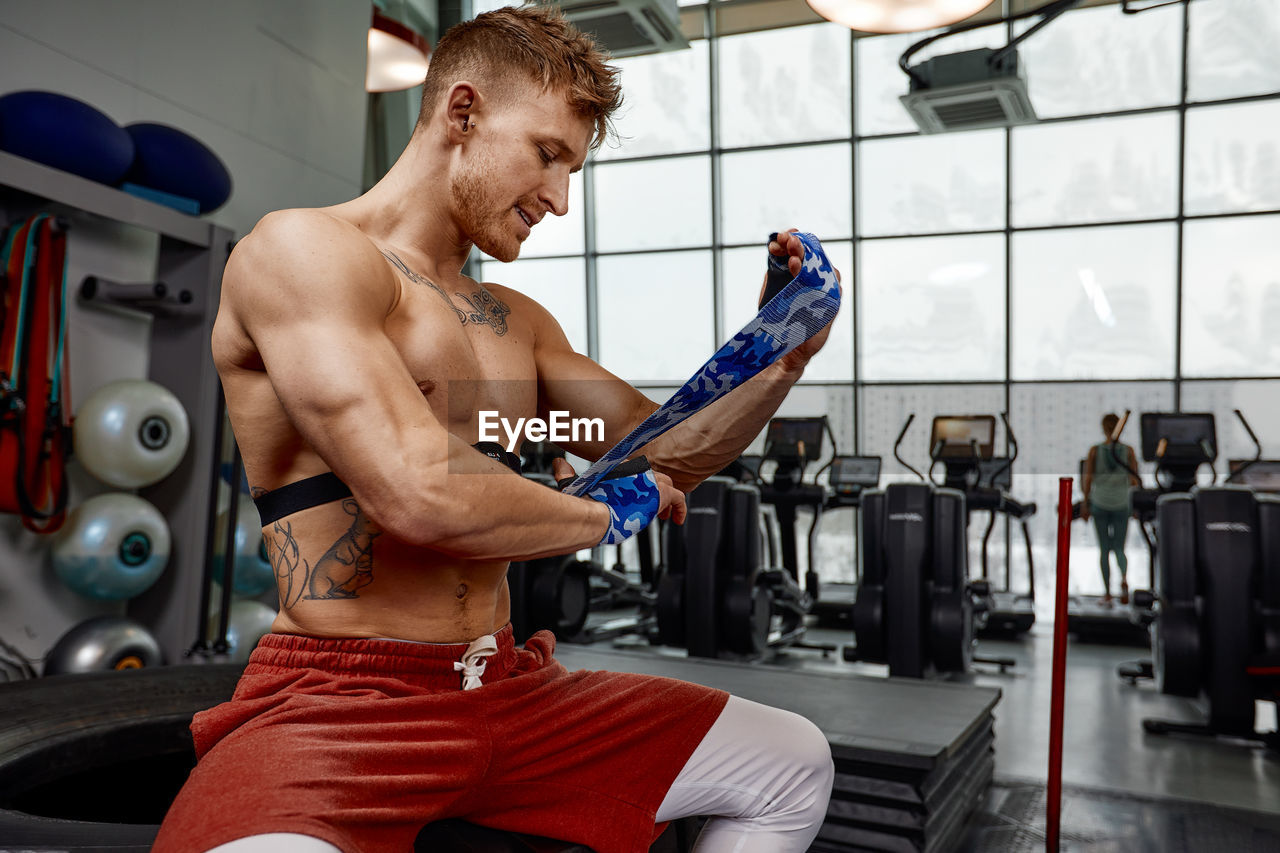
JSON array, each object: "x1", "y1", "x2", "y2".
[
  {"x1": 0, "y1": 0, "x2": 371, "y2": 664},
  {"x1": 1, "y1": 0, "x2": 370, "y2": 238}
]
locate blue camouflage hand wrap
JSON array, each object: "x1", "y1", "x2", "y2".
[
  {"x1": 588, "y1": 469, "x2": 661, "y2": 545},
  {"x1": 561, "y1": 457, "x2": 661, "y2": 545},
  {"x1": 562, "y1": 232, "x2": 840, "y2": 497}
]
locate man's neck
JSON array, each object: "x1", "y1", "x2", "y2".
[{"x1": 335, "y1": 133, "x2": 474, "y2": 282}]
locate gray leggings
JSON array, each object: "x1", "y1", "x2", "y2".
[{"x1": 1091, "y1": 506, "x2": 1130, "y2": 591}]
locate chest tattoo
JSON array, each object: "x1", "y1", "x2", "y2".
[{"x1": 382, "y1": 250, "x2": 510, "y2": 336}]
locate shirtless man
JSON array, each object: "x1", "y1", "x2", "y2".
[{"x1": 155, "y1": 7, "x2": 837, "y2": 853}]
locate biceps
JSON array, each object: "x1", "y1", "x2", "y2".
[
  {"x1": 259, "y1": 320, "x2": 438, "y2": 470},
  {"x1": 536, "y1": 349, "x2": 654, "y2": 448}
]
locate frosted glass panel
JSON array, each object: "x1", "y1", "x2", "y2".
[
  {"x1": 1182, "y1": 215, "x2": 1280, "y2": 378},
  {"x1": 718, "y1": 24, "x2": 850, "y2": 147},
  {"x1": 1008, "y1": 381, "x2": 1175, "y2": 602},
  {"x1": 597, "y1": 251, "x2": 714, "y2": 381},
  {"x1": 856, "y1": 27, "x2": 1004, "y2": 137},
  {"x1": 594, "y1": 156, "x2": 711, "y2": 252},
  {"x1": 1016, "y1": 1, "x2": 1181, "y2": 118},
  {"x1": 719, "y1": 144, "x2": 852, "y2": 245},
  {"x1": 1188, "y1": 0, "x2": 1280, "y2": 102},
  {"x1": 1011, "y1": 224, "x2": 1177, "y2": 380},
  {"x1": 719, "y1": 242, "x2": 854, "y2": 381},
  {"x1": 597, "y1": 41, "x2": 710, "y2": 161},
  {"x1": 1012, "y1": 113, "x2": 1180, "y2": 227},
  {"x1": 858, "y1": 130, "x2": 1005, "y2": 237},
  {"x1": 860, "y1": 235, "x2": 1006, "y2": 382},
  {"x1": 859, "y1": 384, "x2": 1007, "y2": 478},
  {"x1": 1184, "y1": 101, "x2": 1280, "y2": 216},
  {"x1": 479, "y1": 257, "x2": 587, "y2": 353}
]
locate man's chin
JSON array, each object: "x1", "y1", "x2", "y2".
[{"x1": 476, "y1": 237, "x2": 521, "y2": 264}]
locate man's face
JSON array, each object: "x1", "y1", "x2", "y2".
[{"x1": 451, "y1": 85, "x2": 593, "y2": 263}]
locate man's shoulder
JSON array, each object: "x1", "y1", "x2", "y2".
[
  {"x1": 244, "y1": 207, "x2": 375, "y2": 257},
  {"x1": 224, "y1": 208, "x2": 394, "y2": 311},
  {"x1": 480, "y1": 279, "x2": 563, "y2": 323}
]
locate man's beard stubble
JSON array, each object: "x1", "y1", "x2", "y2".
[{"x1": 450, "y1": 164, "x2": 521, "y2": 264}]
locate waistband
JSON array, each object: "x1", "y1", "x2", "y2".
[{"x1": 246, "y1": 624, "x2": 520, "y2": 689}]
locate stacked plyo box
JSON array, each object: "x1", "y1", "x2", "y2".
[
  {"x1": 815, "y1": 714, "x2": 996, "y2": 851},
  {"x1": 554, "y1": 648, "x2": 1002, "y2": 853}
]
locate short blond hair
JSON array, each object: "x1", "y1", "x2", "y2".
[{"x1": 419, "y1": 5, "x2": 622, "y2": 149}]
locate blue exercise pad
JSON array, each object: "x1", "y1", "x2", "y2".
[
  {"x1": 0, "y1": 90, "x2": 134, "y2": 185},
  {"x1": 123, "y1": 122, "x2": 232, "y2": 214}
]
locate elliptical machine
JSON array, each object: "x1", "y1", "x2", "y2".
[
  {"x1": 654, "y1": 468, "x2": 814, "y2": 660},
  {"x1": 926, "y1": 413, "x2": 1037, "y2": 636},
  {"x1": 654, "y1": 417, "x2": 840, "y2": 661},
  {"x1": 847, "y1": 415, "x2": 997, "y2": 678},
  {"x1": 1122, "y1": 410, "x2": 1280, "y2": 750}
]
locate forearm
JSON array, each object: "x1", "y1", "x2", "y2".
[
  {"x1": 638, "y1": 359, "x2": 806, "y2": 492},
  {"x1": 362, "y1": 436, "x2": 609, "y2": 561}
]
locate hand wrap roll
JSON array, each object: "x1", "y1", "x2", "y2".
[{"x1": 561, "y1": 232, "x2": 840, "y2": 498}]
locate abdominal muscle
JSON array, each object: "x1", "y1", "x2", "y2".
[{"x1": 261, "y1": 497, "x2": 513, "y2": 644}]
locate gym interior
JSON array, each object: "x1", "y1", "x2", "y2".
[{"x1": 1, "y1": 0, "x2": 1278, "y2": 850}]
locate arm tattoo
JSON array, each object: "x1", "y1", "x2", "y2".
[
  {"x1": 381, "y1": 249, "x2": 510, "y2": 336},
  {"x1": 262, "y1": 499, "x2": 381, "y2": 607}
]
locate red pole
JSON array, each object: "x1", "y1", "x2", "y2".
[{"x1": 1047, "y1": 476, "x2": 1073, "y2": 853}]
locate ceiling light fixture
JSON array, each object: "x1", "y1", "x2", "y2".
[
  {"x1": 366, "y1": 9, "x2": 431, "y2": 93},
  {"x1": 806, "y1": 0, "x2": 993, "y2": 34}
]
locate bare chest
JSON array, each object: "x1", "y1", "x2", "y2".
[{"x1": 386, "y1": 277, "x2": 538, "y2": 437}]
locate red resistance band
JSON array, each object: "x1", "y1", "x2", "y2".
[{"x1": 0, "y1": 215, "x2": 71, "y2": 533}]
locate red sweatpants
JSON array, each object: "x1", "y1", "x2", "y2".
[{"x1": 153, "y1": 627, "x2": 729, "y2": 853}]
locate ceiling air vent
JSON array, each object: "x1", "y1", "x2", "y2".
[
  {"x1": 541, "y1": 0, "x2": 689, "y2": 58},
  {"x1": 900, "y1": 47, "x2": 1036, "y2": 134}
]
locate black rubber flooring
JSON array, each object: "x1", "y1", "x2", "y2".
[{"x1": 957, "y1": 778, "x2": 1280, "y2": 852}]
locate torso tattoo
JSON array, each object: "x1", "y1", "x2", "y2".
[
  {"x1": 259, "y1": 497, "x2": 381, "y2": 607},
  {"x1": 381, "y1": 249, "x2": 510, "y2": 336}
]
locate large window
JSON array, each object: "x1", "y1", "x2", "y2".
[
  {"x1": 1011, "y1": 113, "x2": 1180, "y2": 228},
  {"x1": 1182, "y1": 215, "x2": 1280, "y2": 378},
  {"x1": 469, "y1": 1, "x2": 1280, "y2": 611},
  {"x1": 1010, "y1": 224, "x2": 1178, "y2": 381},
  {"x1": 860, "y1": 235, "x2": 1006, "y2": 382}
]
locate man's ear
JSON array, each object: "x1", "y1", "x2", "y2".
[{"x1": 445, "y1": 82, "x2": 480, "y2": 145}]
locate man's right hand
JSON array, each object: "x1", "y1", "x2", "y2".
[{"x1": 552, "y1": 457, "x2": 687, "y2": 542}]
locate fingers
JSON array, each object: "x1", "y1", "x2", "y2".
[
  {"x1": 767, "y1": 227, "x2": 800, "y2": 257},
  {"x1": 551, "y1": 457, "x2": 577, "y2": 481},
  {"x1": 767, "y1": 229, "x2": 804, "y2": 278},
  {"x1": 653, "y1": 471, "x2": 687, "y2": 525}
]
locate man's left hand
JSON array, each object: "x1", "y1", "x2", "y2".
[{"x1": 760, "y1": 227, "x2": 842, "y2": 372}]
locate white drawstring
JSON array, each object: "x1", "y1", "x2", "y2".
[{"x1": 453, "y1": 634, "x2": 498, "y2": 690}]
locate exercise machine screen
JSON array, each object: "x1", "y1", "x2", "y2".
[
  {"x1": 765, "y1": 418, "x2": 826, "y2": 462},
  {"x1": 930, "y1": 415, "x2": 996, "y2": 460},
  {"x1": 1140, "y1": 413, "x2": 1217, "y2": 463},
  {"x1": 830, "y1": 456, "x2": 881, "y2": 489},
  {"x1": 1229, "y1": 459, "x2": 1280, "y2": 493}
]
